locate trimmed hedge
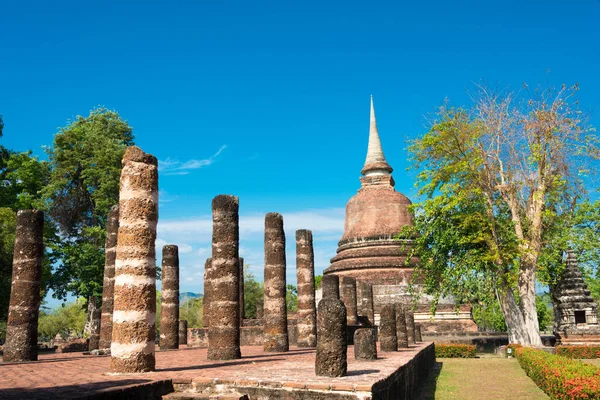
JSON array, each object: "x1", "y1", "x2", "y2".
[
  {"x1": 435, "y1": 344, "x2": 477, "y2": 358},
  {"x1": 557, "y1": 346, "x2": 600, "y2": 359},
  {"x1": 514, "y1": 346, "x2": 600, "y2": 399}
]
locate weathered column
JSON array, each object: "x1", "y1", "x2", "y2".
[
  {"x1": 239, "y1": 257, "x2": 245, "y2": 320},
  {"x1": 379, "y1": 305, "x2": 397, "y2": 352},
  {"x1": 296, "y1": 229, "x2": 317, "y2": 348},
  {"x1": 99, "y1": 205, "x2": 119, "y2": 350},
  {"x1": 395, "y1": 305, "x2": 409, "y2": 349},
  {"x1": 207, "y1": 195, "x2": 241, "y2": 360},
  {"x1": 263, "y1": 212, "x2": 289, "y2": 352},
  {"x1": 179, "y1": 320, "x2": 188, "y2": 345},
  {"x1": 357, "y1": 281, "x2": 375, "y2": 327},
  {"x1": 110, "y1": 146, "x2": 158, "y2": 373},
  {"x1": 354, "y1": 328, "x2": 377, "y2": 361},
  {"x1": 3, "y1": 210, "x2": 43, "y2": 362},
  {"x1": 315, "y1": 297, "x2": 347, "y2": 377},
  {"x1": 341, "y1": 276, "x2": 359, "y2": 325},
  {"x1": 415, "y1": 324, "x2": 423, "y2": 342},
  {"x1": 405, "y1": 310, "x2": 416, "y2": 345},
  {"x1": 321, "y1": 274, "x2": 340, "y2": 299},
  {"x1": 88, "y1": 302, "x2": 101, "y2": 351},
  {"x1": 160, "y1": 245, "x2": 179, "y2": 349},
  {"x1": 203, "y1": 258, "x2": 212, "y2": 328}
]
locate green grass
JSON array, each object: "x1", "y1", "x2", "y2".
[
  {"x1": 582, "y1": 359, "x2": 600, "y2": 367},
  {"x1": 416, "y1": 357, "x2": 548, "y2": 400}
]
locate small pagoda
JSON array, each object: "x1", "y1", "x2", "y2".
[{"x1": 554, "y1": 250, "x2": 600, "y2": 345}]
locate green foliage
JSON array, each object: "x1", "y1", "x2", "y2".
[
  {"x1": 514, "y1": 346, "x2": 600, "y2": 399},
  {"x1": 243, "y1": 266, "x2": 264, "y2": 319},
  {"x1": 180, "y1": 297, "x2": 203, "y2": 328},
  {"x1": 43, "y1": 107, "x2": 134, "y2": 234},
  {"x1": 472, "y1": 301, "x2": 507, "y2": 332},
  {"x1": 0, "y1": 321, "x2": 6, "y2": 343},
  {"x1": 556, "y1": 346, "x2": 600, "y2": 359},
  {"x1": 315, "y1": 275, "x2": 322, "y2": 289},
  {"x1": 536, "y1": 294, "x2": 553, "y2": 332},
  {"x1": 435, "y1": 344, "x2": 477, "y2": 358},
  {"x1": 38, "y1": 299, "x2": 87, "y2": 341},
  {"x1": 286, "y1": 284, "x2": 298, "y2": 313},
  {"x1": 0, "y1": 208, "x2": 16, "y2": 322}
]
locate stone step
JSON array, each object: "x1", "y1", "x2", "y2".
[{"x1": 163, "y1": 392, "x2": 249, "y2": 400}]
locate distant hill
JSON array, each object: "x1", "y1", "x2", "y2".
[{"x1": 180, "y1": 292, "x2": 202, "y2": 303}]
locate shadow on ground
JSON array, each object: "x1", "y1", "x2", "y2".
[{"x1": 415, "y1": 361, "x2": 443, "y2": 400}]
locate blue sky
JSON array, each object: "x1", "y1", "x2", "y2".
[{"x1": 1, "y1": 0, "x2": 599, "y2": 305}]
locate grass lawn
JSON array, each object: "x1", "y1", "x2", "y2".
[{"x1": 416, "y1": 356, "x2": 548, "y2": 400}]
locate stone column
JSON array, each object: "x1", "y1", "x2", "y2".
[
  {"x1": 203, "y1": 258, "x2": 212, "y2": 328},
  {"x1": 379, "y1": 305, "x2": 397, "y2": 352},
  {"x1": 354, "y1": 328, "x2": 377, "y2": 361},
  {"x1": 3, "y1": 210, "x2": 43, "y2": 362},
  {"x1": 99, "y1": 205, "x2": 119, "y2": 350},
  {"x1": 415, "y1": 324, "x2": 422, "y2": 342},
  {"x1": 239, "y1": 257, "x2": 245, "y2": 320},
  {"x1": 160, "y1": 245, "x2": 179, "y2": 350},
  {"x1": 405, "y1": 310, "x2": 416, "y2": 345},
  {"x1": 296, "y1": 229, "x2": 317, "y2": 348},
  {"x1": 263, "y1": 212, "x2": 288, "y2": 352},
  {"x1": 341, "y1": 276, "x2": 358, "y2": 325},
  {"x1": 88, "y1": 302, "x2": 101, "y2": 351},
  {"x1": 315, "y1": 297, "x2": 347, "y2": 377},
  {"x1": 357, "y1": 281, "x2": 375, "y2": 327},
  {"x1": 179, "y1": 320, "x2": 188, "y2": 346},
  {"x1": 321, "y1": 275, "x2": 340, "y2": 299},
  {"x1": 110, "y1": 146, "x2": 158, "y2": 373},
  {"x1": 395, "y1": 305, "x2": 408, "y2": 349},
  {"x1": 207, "y1": 195, "x2": 241, "y2": 360}
]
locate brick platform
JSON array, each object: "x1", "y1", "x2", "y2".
[{"x1": 0, "y1": 343, "x2": 434, "y2": 399}]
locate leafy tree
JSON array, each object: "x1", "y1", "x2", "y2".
[
  {"x1": 315, "y1": 275, "x2": 322, "y2": 290},
  {"x1": 243, "y1": 266, "x2": 264, "y2": 319},
  {"x1": 472, "y1": 301, "x2": 507, "y2": 332},
  {"x1": 0, "y1": 208, "x2": 16, "y2": 322},
  {"x1": 406, "y1": 84, "x2": 599, "y2": 345},
  {"x1": 38, "y1": 299, "x2": 87, "y2": 341},
  {"x1": 286, "y1": 284, "x2": 298, "y2": 313},
  {"x1": 536, "y1": 294, "x2": 554, "y2": 332},
  {"x1": 43, "y1": 108, "x2": 134, "y2": 324},
  {"x1": 180, "y1": 297, "x2": 203, "y2": 328}
]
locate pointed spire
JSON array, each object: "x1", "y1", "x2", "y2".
[{"x1": 361, "y1": 96, "x2": 393, "y2": 176}]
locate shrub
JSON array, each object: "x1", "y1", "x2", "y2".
[
  {"x1": 557, "y1": 346, "x2": 600, "y2": 359},
  {"x1": 435, "y1": 344, "x2": 477, "y2": 358},
  {"x1": 505, "y1": 343, "x2": 523, "y2": 357},
  {"x1": 514, "y1": 347, "x2": 600, "y2": 399}
]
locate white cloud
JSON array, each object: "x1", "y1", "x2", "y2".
[{"x1": 158, "y1": 145, "x2": 227, "y2": 176}]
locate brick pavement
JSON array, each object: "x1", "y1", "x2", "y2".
[{"x1": 0, "y1": 343, "x2": 432, "y2": 399}]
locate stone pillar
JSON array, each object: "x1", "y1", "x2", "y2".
[
  {"x1": 341, "y1": 276, "x2": 359, "y2": 325},
  {"x1": 88, "y1": 302, "x2": 101, "y2": 351},
  {"x1": 203, "y1": 258, "x2": 212, "y2": 328},
  {"x1": 99, "y1": 205, "x2": 119, "y2": 350},
  {"x1": 357, "y1": 281, "x2": 375, "y2": 327},
  {"x1": 405, "y1": 310, "x2": 416, "y2": 345},
  {"x1": 415, "y1": 324, "x2": 422, "y2": 342},
  {"x1": 179, "y1": 320, "x2": 188, "y2": 345},
  {"x1": 207, "y1": 195, "x2": 241, "y2": 360},
  {"x1": 263, "y1": 212, "x2": 289, "y2": 352},
  {"x1": 160, "y1": 245, "x2": 179, "y2": 349},
  {"x1": 110, "y1": 146, "x2": 158, "y2": 373},
  {"x1": 239, "y1": 257, "x2": 245, "y2": 320},
  {"x1": 296, "y1": 229, "x2": 317, "y2": 348},
  {"x1": 395, "y1": 305, "x2": 409, "y2": 349},
  {"x1": 321, "y1": 275, "x2": 340, "y2": 299},
  {"x1": 354, "y1": 328, "x2": 377, "y2": 361},
  {"x1": 379, "y1": 305, "x2": 397, "y2": 352},
  {"x1": 3, "y1": 210, "x2": 43, "y2": 362},
  {"x1": 315, "y1": 297, "x2": 347, "y2": 377}
]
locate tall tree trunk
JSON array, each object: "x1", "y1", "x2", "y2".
[
  {"x1": 496, "y1": 283, "x2": 530, "y2": 345},
  {"x1": 517, "y1": 264, "x2": 543, "y2": 346}
]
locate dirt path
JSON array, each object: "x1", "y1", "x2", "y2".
[{"x1": 416, "y1": 356, "x2": 548, "y2": 400}]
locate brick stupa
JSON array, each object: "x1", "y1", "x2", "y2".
[
  {"x1": 554, "y1": 250, "x2": 600, "y2": 345},
  {"x1": 324, "y1": 97, "x2": 476, "y2": 333}
]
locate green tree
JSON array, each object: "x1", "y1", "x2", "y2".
[
  {"x1": 243, "y1": 265, "x2": 264, "y2": 319},
  {"x1": 38, "y1": 299, "x2": 87, "y2": 341},
  {"x1": 0, "y1": 208, "x2": 16, "y2": 322},
  {"x1": 43, "y1": 108, "x2": 134, "y2": 327},
  {"x1": 406, "y1": 84, "x2": 599, "y2": 345},
  {"x1": 315, "y1": 275, "x2": 322, "y2": 289},
  {"x1": 286, "y1": 284, "x2": 298, "y2": 313},
  {"x1": 180, "y1": 297, "x2": 203, "y2": 328}
]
